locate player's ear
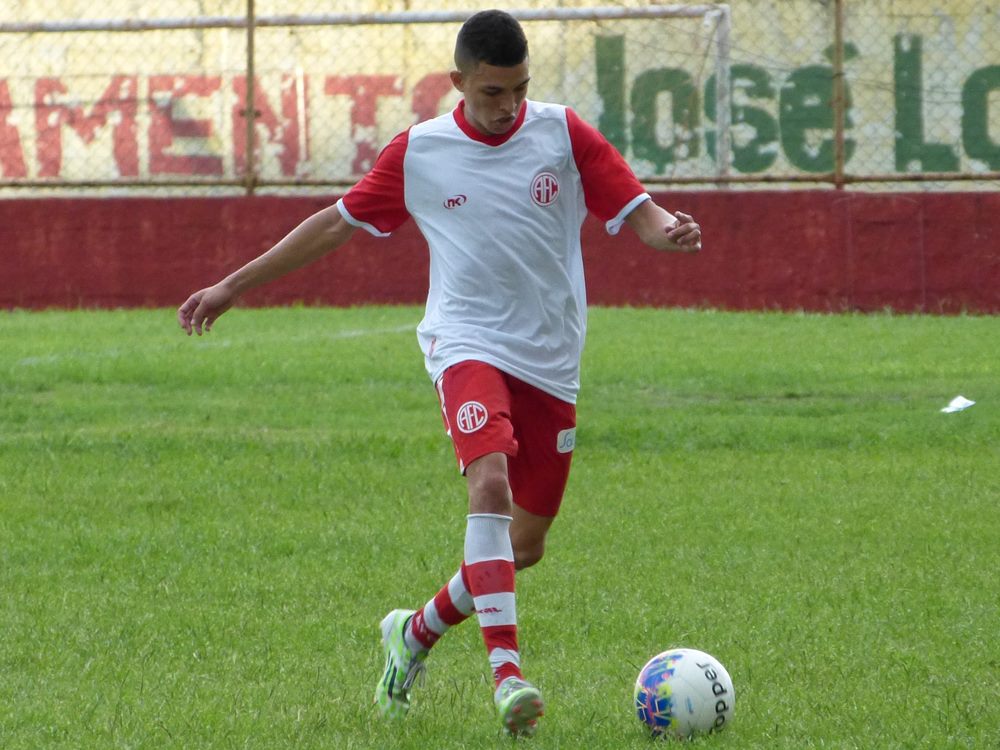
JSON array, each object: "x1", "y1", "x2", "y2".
[{"x1": 449, "y1": 70, "x2": 465, "y2": 93}]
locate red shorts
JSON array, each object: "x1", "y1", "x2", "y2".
[{"x1": 436, "y1": 361, "x2": 577, "y2": 518}]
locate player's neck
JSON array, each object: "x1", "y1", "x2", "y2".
[{"x1": 454, "y1": 100, "x2": 527, "y2": 146}]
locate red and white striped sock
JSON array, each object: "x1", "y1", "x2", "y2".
[
  {"x1": 463, "y1": 513, "x2": 523, "y2": 687},
  {"x1": 405, "y1": 569, "x2": 475, "y2": 653}
]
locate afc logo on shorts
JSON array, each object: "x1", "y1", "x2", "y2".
[
  {"x1": 456, "y1": 401, "x2": 489, "y2": 433},
  {"x1": 530, "y1": 172, "x2": 560, "y2": 206}
]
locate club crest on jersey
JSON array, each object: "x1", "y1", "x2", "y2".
[
  {"x1": 443, "y1": 194, "x2": 467, "y2": 209},
  {"x1": 530, "y1": 172, "x2": 560, "y2": 207},
  {"x1": 456, "y1": 401, "x2": 488, "y2": 433}
]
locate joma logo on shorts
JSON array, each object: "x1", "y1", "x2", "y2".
[{"x1": 556, "y1": 428, "x2": 576, "y2": 453}]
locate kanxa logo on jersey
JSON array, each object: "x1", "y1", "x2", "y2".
[
  {"x1": 530, "y1": 171, "x2": 560, "y2": 206},
  {"x1": 443, "y1": 194, "x2": 467, "y2": 209},
  {"x1": 456, "y1": 401, "x2": 488, "y2": 433}
]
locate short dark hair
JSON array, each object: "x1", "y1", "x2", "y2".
[{"x1": 454, "y1": 10, "x2": 529, "y2": 72}]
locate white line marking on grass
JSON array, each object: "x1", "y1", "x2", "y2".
[
  {"x1": 194, "y1": 323, "x2": 417, "y2": 348},
  {"x1": 318, "y1": 324, "x2": 415, "y2": 341},
  {"x1": 14, "y1": 324, "x2": 416, "y2": 366}
]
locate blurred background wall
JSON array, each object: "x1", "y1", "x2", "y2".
[{"x1": 1, "y1": 1, "x2": 998, "y2": 311}]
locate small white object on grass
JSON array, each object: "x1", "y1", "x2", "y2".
[{"x1": 941, "y1": 395, "x2": 975, "y2": 413}]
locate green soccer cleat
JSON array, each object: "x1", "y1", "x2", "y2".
[
  {"x1": 494, "y1": 676, "x2": 544, "y2": 737},
  {"x1": 374, "y1": 609, "x2": 426, "y2": 719}
]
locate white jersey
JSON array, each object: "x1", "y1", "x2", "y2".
[{"x1": 337, "y1": 99, "x2": 649, "y2": 403}]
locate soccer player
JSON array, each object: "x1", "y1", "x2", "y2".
[{"x1": 177, "y1": 9, "x2": 701, "y2": 737}]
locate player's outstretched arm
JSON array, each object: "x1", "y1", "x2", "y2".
[
  {"x1": 178, "y1": 205, "x2": 356, "y2": 335},
  {"x1": 625, "y1": 199, "x2": 701, "y2": 254}
]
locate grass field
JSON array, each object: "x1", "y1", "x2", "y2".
[{"x1": 1, "y1": 306, "x2": 998, "y2": 749}]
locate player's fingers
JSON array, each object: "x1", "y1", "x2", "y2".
[
  {"x1": 681, "y1": 227, "x2": 701, "y2": 244},
  {"x1": 670, "y1": 227, "x2": 701, "y2": 253},
  {"x1": 668, "y1": 223, "x2": 697, "y2": 242},
  {"x1": 191, "y1": 300, "x2": 210, "y2": 336},
  {"x1": 682, "y1": 229, "x2": 702, "y2": 249},
  {"x1": 177, "y1": 295, "x2": 199, "y2": 335},
  {"x1": 668, "y1": 212, "x2": 695, "y2": 229}
]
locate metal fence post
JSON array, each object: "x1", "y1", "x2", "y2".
[
  {"x1": 714, "y1": 5, "x2": 732, "y2": 186},
  {"x1": 244, "y1": 0, "x2": 258, "y2": 195},
  {"x1": 832, "y1": 0, "x2": 847, "y2": 190}
]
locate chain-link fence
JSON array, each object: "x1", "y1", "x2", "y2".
[
  {"x1": 727, "y1": 0, "x2": 1000, "y2": 190},
  {"x1": 1, "y1": 1, "x2": 998, "y2": 194}
]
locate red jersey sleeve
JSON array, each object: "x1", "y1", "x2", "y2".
[
  {"x1": 337, "y1": 129, "x2": 411, "y2": 236},
  {"x1": 565, "y1": 107, "x2": 649, "y2": 235}
]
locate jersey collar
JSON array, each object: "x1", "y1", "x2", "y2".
[{"x1": 453, "y1": 100, "x2": 527, "y2": 146}]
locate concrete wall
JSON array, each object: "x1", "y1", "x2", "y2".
[{"x1": 2, "y1": 191, "x2": 998, "y2": 313}]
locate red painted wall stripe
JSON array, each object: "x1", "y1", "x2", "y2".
[{"x1": 2, "y1": 192, "x2": 997, "y2": 313}]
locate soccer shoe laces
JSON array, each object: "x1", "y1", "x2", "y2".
[
  {"x1": 375, "y1": 609, "x2": 428, "y2": 718},
  {"x1": 400, "y1": 657, "x2": 426, "y2": 692}
]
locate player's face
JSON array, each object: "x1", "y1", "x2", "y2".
[{"x1": 451, "y1": 61, "x2": 530, "y2": 136}]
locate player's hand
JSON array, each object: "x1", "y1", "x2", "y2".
[
  {"x1": 177, "y1": 282, "x2": 238, "y2": 336},
  {"x1": 665, "y1": 212, "x2": 701, "y2": 253}
]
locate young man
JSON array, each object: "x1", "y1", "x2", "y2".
[{"x1": 178, "y1": 9, "x2": 700, "y2": 737}]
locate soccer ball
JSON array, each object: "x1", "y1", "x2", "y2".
[{"x1": 634, "y1": 648, "x2": 735, "y2": 739}]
